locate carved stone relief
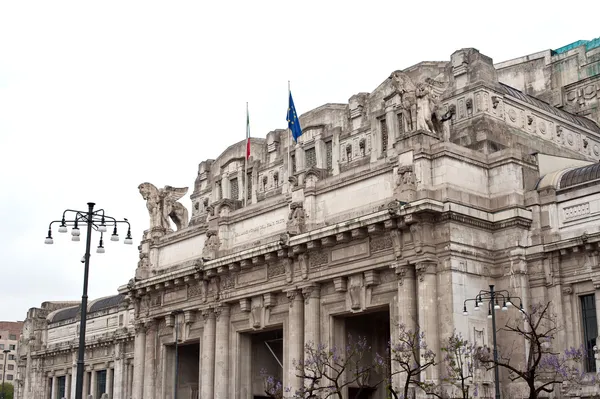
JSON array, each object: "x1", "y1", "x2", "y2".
[
  {"x1": 287, "y1": 202, "x2": 306, "y2": 236},
  {"x1": 138, "y1": 183, "x2": 189, "y2": 234},
  {"x1": 202, "y1": 230, "x2": 221, "y2": 260},
  {"x1": 394, "y1": 165, "x2": 416, "y2": 202}
]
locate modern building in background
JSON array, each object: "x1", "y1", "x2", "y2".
[
  {"x1": 16, "y1": 297, "x2": 134, "y2": 399},
  {"x1": 17, "y1": 37, "x2": 600, "y2": 399},
  {"x1": 0, "y1": 321, "x2": 24, "y2": 397}
]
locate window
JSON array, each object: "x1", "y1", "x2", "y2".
[
  {"x1": 247, "y1": 173, "x2": 252, "y2": 200},
  {"x1": 57, "y1": 376, "x2": 66, "y2": 399},
  {"x1": 7, "y1": 364, "x2": 13, "y2": 371},
  {"x1": 217, "y1": 182, "x2": 223, "y2": 200},
  {"x1": 9, "y1": 344, "x2": 15, "y2": 350},
  {"x1": 380, "y1": 119, "x2": 388, "y2": 153},
  {"x1": 326, "y1": 141, "x2": 332, "y2": 170},
  {"x1": 273, "y1": 172, "x2": 279, "y2": 188},
  {"x1": 397, "y1": 113, "x2": 404, "y2": 134},
  {"x1": 0, "y1": 354, "x2": 3, "y2": 360},
  {"x1": 96, "y1": 370, "x2": 107, "y2": 399},
  {"x1": 305, "y1": 147, "x2": 316, "y2": 169},
  {"x1": 0, "y1": 344, "x2": 4, "y2": 350},
  {"x1": 346, "y1": 144, "x2": 352, "y2": 162},
  {"x1": 8, "y1": 355, "x2": 14, "y2": 360},
  {"x1": 230, "y1": 178, "x2": 239, "y2": 200},
  {"x1": 9, "y1": 334, "x2": 16, "y2": 340},
  {"x1": 119, "y1": 314, "x2": 124, "y2": 327},
  {"x1": 581, "y1": 294, "x2": 597, "y2": 372},
  {"x1": 6, "y1": 374, "x2": 12, "y2": 381},
  {"x1": 291, "y1": 154, "x2": 296, "y2": 173}
]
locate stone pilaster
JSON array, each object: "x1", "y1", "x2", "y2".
[
  {"x1": 416, "y1": 261, "x2": 440, "y2": 382},
  {"x1": 126, "y1": 362, "x2": 134, "y2": 399},
  {"x1": 392, "y1": 263, "x2": 417, "y2": 392},
  {"x1": 65, "y1": 373, "x2": 71, "y2": 399},
  {"x1": 113, "y1": 343, "x2": 124, "y2": 399},
  {"x1": 51, "y1": 376, "x2": 57, "y2": 399},
  {"x1": 82, "y1": 371, "x2": 89, "y2": 398},
  {"x1": 90, "y1": 369, "x2": 97, "y2": 398},
  {"x1": 70, "y1": 354, "x2": 77, "y2": 399},
  {"x1": 106, "y1": 368, "x2": 113, "y2": 398},
  {"x1": 131, "y1": 323, "x2": 146, "y2": 399},
  {"x1": 201, "y1": 308, "x2": 216, "y2": 399},
  {"x1": 287, "y1": 289, "x2": 304, "y2": 393},
  {"x1": 214, "y1": 304, "x2": 231, "y2": 399},
  {"x1": 302, "y1": 285, "x2": 320, "y2": 347},
  {"x1": 142, "y1": 320, "x2": 157, "y2": 399}
]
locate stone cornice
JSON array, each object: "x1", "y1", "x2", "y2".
[
  {"x1": 126, "y1": 199, "x2": 533, "y2": 295},
  {"x1": 541, "y1": 231, "x2": 600, "y2": 255},
  {"x1": 33, "y1": 332, "x2": 134, "y2": 358}
]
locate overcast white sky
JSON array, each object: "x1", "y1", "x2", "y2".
[{"x1": 0, "y1": 0, "x2": 598, "y2": 321}]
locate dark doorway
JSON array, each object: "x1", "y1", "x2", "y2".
[{"x1": 251, "y1": 328, "x2": 284, "y2": 399}]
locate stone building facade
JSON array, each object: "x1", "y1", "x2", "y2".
[
  {"x1": 121, "y1": 39, "x2": 600, "y2": 399},
  {"x1": 17, "y1": 37, "x2": 600, "y2": 399},
  {"x1": 16, "y1": 296, "x2": 135, "y2": 399},
  {"x1": 0, "y1": 321, "x2": 24, "y2": 397}
]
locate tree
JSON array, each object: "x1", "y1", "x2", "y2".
[
  {"x1": 474, "y1": 301, "x2": 587, "y2": 399},
  {"x1": 262, "y1": 334, "x2": 379, "y2": 399},
  {"x1": 440, "y1": 331, "x2": 476, "y2": 399},
  {"x1": 0, "y1": 382, "x2": 14, "y2": 399},
  {"x1": 376, "y1": 323, "x2": 440, "y2": 399}
]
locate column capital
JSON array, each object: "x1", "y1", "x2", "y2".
[
  {"x1": 415, "y1": 260, "x2": 437, "y2": 282},
  {"x1": 301, "y1": 284, "x2": 320, "y2": 304},
  {"x1": 393, "y1": 262, "x2": 415, "y2": 285},
  {"x1": 562, "y1": 285, "x2": 574, "y2": 295},
  {"x1": 285, "y1": 288, "x2": 303, "y2": 306},
  {"x1": 214, "y1": 304, "x2": 230, "y2": 321},
  {"x1": 134, "y1": 322, "x2": 146, "y2": 334},
  {"x1": 144, "y1": 319, "x2": 157, "y2": 331},
  {"x1": 201, "y1": 307, "x2": 215, "y2": 322}
]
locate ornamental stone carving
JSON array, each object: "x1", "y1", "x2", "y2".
[
  {"x1": 138, "y1": 183, "x2": 189, "y2": 234},
  {"x1": 394, "y1": 165, "x2": 416, "y2": 203},
  {"x1": 283, "y1": 257, "x2": 293, "y2": 283},
  {"x1": 409, "y1": 223, "x2": 423, "y2": 253},
  {"x1": 287, "y1": 202, "x2": 306, "y2": 236},
  {"x1": 202, "y1": 230, "x2": 221, "y2": 260}
]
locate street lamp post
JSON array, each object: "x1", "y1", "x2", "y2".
[
  {"x1": 1, "y1": 349, "x2": 9, "y2": 399},
  {"x1": 45, "y1": 203, "x2": 132, "y2": 399},
  {"x1": 462, "y1": 285, "x2": 524, "y2": 399}
]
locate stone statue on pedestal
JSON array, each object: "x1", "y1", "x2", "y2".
[{"x1": 138, "y1": 183, "x2": 190, "y2": 232}]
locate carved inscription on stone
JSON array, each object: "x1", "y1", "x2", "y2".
[
  {"x1": 236, "y1": 267, "x2": 268, "y2": 286},
  {"x1": 163, "y1": 289, "x2": 186, "y2": 304},
  {"x1": 563, "y1": 202, "x2": 590, "y2": 220},
  {"x1": 331, "y1": 242, "x2": 369, "y2": 262}
]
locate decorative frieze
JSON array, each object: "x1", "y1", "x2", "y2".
[
  {"x1": 310, "y1": 251, "x2": 328, "y2": 268},
  {"x1": 370, "y1": 235, "x2": 393, "y2": 253},
  {"x1": 563, "y1": 202, "x2": 590, "y2": 220}
]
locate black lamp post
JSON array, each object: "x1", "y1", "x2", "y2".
[
  {"x1": 1, "y1": 349, "x2": 9, "y2": 399},
  {"x1": 462, "y1": 285, "x2": 524, "y2": 399},
  {"x1": 45, "y1": 203, "x2": 132, "y2": 399}
]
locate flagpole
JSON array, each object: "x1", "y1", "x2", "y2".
[
  {"x1": 244, "y1": 101, "x2": 249, "y2": 207},
  {"x1": 287, "y1": 80, "x2": 291, "y2": 182}
]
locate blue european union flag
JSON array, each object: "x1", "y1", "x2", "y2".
[{"x1": 287, "y1": 91, "x2": 303, "y2": 142}]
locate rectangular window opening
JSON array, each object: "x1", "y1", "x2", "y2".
[
  {"x1": 380, "y1": 119, "x2": 388, "y2": 153},
  {"x1": 230, "y1": 178, "x2": 239, "y2": 200},
  {"x1": 581, "y1": 294, "x2": 597, "y2": 372}
]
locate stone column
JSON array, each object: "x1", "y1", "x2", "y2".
[
  {"x1": 131, "y1": 323, "x2": 146, "y2": 399},
  {"x1": 143, "y1": 320, "x2": 157, "y2": 399},
  {"x1": 65, "y1": 373, "x2": 72, "y2": 399},
  {"x1": 213, "y1": 304, "x2": 230, "y2": 399},
  {"x1": 112, "y1": 343, "x2": 125, "y2": 399},
  {"x1": 51, "y1": 375, "x2": 58, "y2": 399},
  {"x1": 201, "y1": 308, "x2": 216, "y2": 399},
  {"x1": 302, "y1": 285, "x2": 320, "y2": 347},
  {"x1": 393, "y1": 263, "x2": 418, "y2": 390},
  {"x1": 106, "y1": 368, "x2": 113, "y2": 398},
  {"x1": 90, "y1": 369, "x2": 97, "y2": 399},
  {"x1": 82, "y1": 371, "x2": 89, "y2": 398},
  {"x1": 287, "y1": 289, "x2": 304, "y2": 393},
  {"x1": 416, "y1": 261, "x2": 440, "y2": 382},
  {"x1": 126, "y1": 362, "x2": 134, "y2": 399}
]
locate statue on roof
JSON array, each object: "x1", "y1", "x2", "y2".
[{"x1": 138, "y1": 183, "x2": 190, "y2": 232}]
